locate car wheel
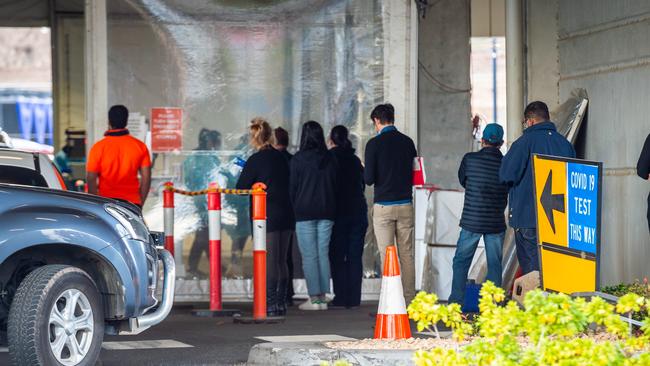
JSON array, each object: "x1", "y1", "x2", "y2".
[{"x1": 8, "y1": 265, "x2": 104, "y2": 366}]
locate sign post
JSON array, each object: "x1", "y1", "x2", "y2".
[{"x1": 532, "y1": 154, "x2": 602, "y2": 294}]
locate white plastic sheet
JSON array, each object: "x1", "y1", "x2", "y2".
[
  {"x1": 419, "y1": 190, "x2": 485, "y2": 301},
  {"x1": 106, "y1": 1, "x2": 400, "y2": 300}
]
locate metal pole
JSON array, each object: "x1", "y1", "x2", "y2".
[
  {"x1": 163, "y1": 182, "x2": 174, "y2": 257},
  {"x1": 492, "y1": 37, "x2": 498, "y2": 123},
  {"x1": 506, "y1": 0, "x2": 524, "y2": 144}
]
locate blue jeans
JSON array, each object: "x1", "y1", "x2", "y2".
[
  {"x1": 295, "y1": 220, "x2": 334, "y2": 297},
  {"x1": 448, "y1": 229, "x2": 505, "y2": 306},
  {"x1": 514, "y1": 228, "x2": 539, "y2": 274}
]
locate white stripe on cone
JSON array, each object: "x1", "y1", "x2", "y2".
[{"x1": 377, "y1": 276, "x2": 407, "y2": 315}]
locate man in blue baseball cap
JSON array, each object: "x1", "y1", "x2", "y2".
[{"x1": 448, "y1": 123, "x2": 509, "y2": 307}]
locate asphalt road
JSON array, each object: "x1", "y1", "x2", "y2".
[{"x1": 0, "y1": 302, "x2": 379, "y2": 366}]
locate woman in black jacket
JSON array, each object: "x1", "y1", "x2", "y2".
[
  {"x1": 236, "y1": 118, "x2": 294, "y2": 316},
  {"x1": 328, "y1": 125, "x2": 368, "y2": 308},
  {"x1": 290, "y1": 121, "x2": 338, "y2": 311}
]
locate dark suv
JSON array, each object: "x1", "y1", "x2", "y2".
[{"x1": 0, "y1": 184, "x2": 175, "y2": 366}]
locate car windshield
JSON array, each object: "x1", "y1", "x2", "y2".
[{"x1": 0, "y1": 166, "x2": 48, "y2": 187}]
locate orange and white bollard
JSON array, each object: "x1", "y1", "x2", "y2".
[
  {"x1": 234, "y1": 182, "x2": 284, "y2": 324},
  {"x1": 163, "y1": 182, "x2": 175, "y2": 257},
  {"x1": 252, "y1": 182, "x2": 267, "y2": 320},
  {"x1": 374, "y1": 245, "x2": 412, "y2": 339},
  {"x1": 193, "y1": 183, "x2": 239, "y2": 317},
  {"x1": 208, "y1": 184, "x2": 222, "y2": 311}
]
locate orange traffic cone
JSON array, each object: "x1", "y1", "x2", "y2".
[{"x1": 374, "y1": 245, "x2": 412, "y2": 339}]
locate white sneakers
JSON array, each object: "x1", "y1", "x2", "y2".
[{"x1": 298, "y1": 298, "x2": 327, "y2": 311}]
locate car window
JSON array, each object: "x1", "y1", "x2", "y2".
[{"x1": 0, "y1": 166, "x2": 48, "y2": 187}]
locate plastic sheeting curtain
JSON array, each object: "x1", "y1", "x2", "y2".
[{"x1": 107, "y1": 0, "x2": 390, "y2": 291}]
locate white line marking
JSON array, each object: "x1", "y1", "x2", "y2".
[
  {"x1": 0, "y1": 347, "x2": 7, "y2": 353},
  {"x1": 102, "y1": 339, "x2": 193, "y2": 350},
  {"x1": 255, "y1": 334, "x2": 356, "y2": 343}
]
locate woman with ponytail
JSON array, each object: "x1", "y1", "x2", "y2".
[
  {"x1": 328, "y1": 125, "x2": 367, "y2": 308},
  {"x1": 236, "y1": 117, "x2": 294, "y2": 317}
]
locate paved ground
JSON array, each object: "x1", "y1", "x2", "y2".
[{"x1": 0, "y1": 302, "x2": 379, "y2": 366}]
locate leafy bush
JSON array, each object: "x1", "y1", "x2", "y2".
[
  {"x1": 603, "y1": 279, "x2": 650, "y2": 298},
  {"x1": 409, "y1": 282, "x2": 650, "y2": 366},
  {"x1": 603, "y1": 279, "x2": 650, "y2": 321},
  {"x1": 320, "y1": 360, "x2": 353, "y2": 366}
]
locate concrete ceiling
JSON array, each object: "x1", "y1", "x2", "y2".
[{"x1": 0, "y1": 0, "x2": 334, "y2": 26}]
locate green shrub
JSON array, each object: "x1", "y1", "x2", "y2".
[
  {"x1": 603, "y1": 279, "x2": 650, "y2": 321},
  {"x1": 409, "y1": 282, "x2": 650, "y2": 366}
]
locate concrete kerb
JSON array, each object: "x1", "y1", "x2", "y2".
[{"x1": 246, "y1": 342, "x2": 416, "y2": 366}]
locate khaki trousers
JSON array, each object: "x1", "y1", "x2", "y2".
[{"x1": 372, "y1": 203, "x2": 415, "y2": 302}]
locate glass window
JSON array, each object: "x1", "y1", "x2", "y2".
[{"x1": 0, "y1": 166, "x2": 48, "y2": 187}]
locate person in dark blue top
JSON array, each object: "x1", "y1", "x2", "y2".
[
  {"x1": 499, "y1": 101, "x2": 575, "y2": 275},
  {"x1": 449, "y1": 123, "x2": 508, "y2": 306},
  {"x1": 364, "y1": 103, "x2": 417, "y2": 302},
  {"x1": 328, "y1": 125, "x2": 368, "y2": 308}
]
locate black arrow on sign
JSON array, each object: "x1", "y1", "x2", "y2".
[{"x1": 540, "y1": 170, "x2": 565, "y2": 233}]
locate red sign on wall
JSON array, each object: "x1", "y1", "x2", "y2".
[{"x1": 151, "y1": 107, "x2": 182, "y2": 152}]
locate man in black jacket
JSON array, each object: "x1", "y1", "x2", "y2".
[
  {"x1": 448, "y1": 124, "x2": 508, "y2": 306},
  {"x1": 364, "y1": 103, "x2": 417, "y2": 302},
  {"x1": 637, "y1": 133, "x2": 650, "y2": 233}
]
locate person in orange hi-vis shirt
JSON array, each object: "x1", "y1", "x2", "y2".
[{"x1": 86, "y1": 105, "x2": 152, "y2": 208}]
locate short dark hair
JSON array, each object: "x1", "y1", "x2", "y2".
[
  {"x1": 299, "y1": 120, "x2": 326, "y2": 152},
  {"x1": 274, "y1": 127, "x2": 289, "y2": 147},
  {"x1": 108, "y1": 105, "x2": 129, "y2": 129},
  {"x1": 524, "y1": 101, "x2": 550, "y2": 121},
  {"x1": 370, "y1": 103, "x2": 395, "y2": 124},
  {"x1": 482, "y1": 140, "x2": 503, "y2": 148}
]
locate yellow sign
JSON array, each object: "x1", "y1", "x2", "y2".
[
  {"x1": 533, "y1": 157, "x2": 568, "y2": 247},
  {"x1": 532, "y1": 155, "x2": 602, "y2": 294}
]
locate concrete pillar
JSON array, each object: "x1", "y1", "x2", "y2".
[
  {"x1": 382, "y1": 0, "x2": 418, "y2": 141},
  {"x1": 417, "y1": 0, "x2": 471, "y2": 189},
  {"x1": 505, "y1": 0, "x2": 524, "y2": 143},
  {"x1": 84, "y1": 0, "x2": 108, "y2": 148}
]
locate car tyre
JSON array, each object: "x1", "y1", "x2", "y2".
[{"x1": 8, "y1": 265, "x2": 104, "y2": 366}]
